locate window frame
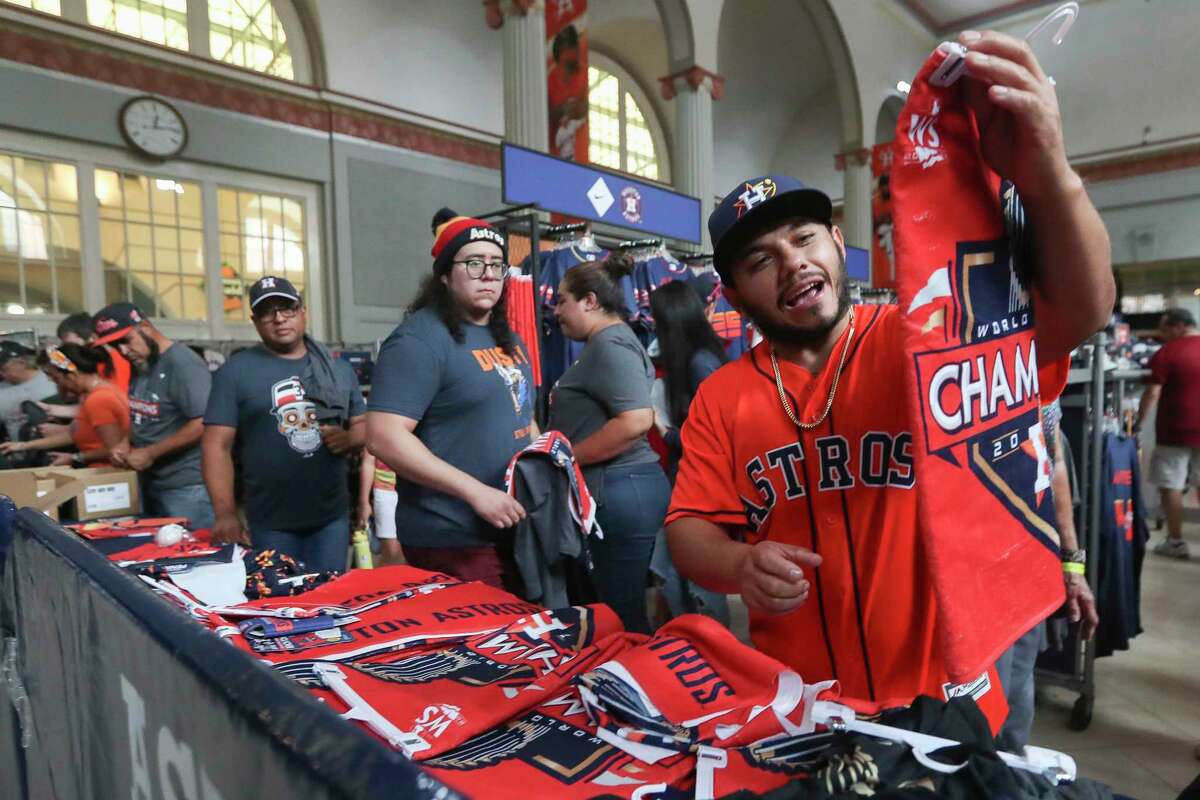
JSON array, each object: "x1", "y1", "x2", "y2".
[
  {"x1": 0, "y1": 0, "x2": 311, "y2": 84},
  {"x1": 0, "y1": 127, "x2": 325, "y2": 342},
  {"x1": 587, "y1": 50, "x2": 671, "y2": 185}
]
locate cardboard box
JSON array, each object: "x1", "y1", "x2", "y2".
[{"x1": 0, "y1": 466, "x2": 139, "y2": 522}]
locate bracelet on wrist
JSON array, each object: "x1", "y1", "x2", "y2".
[{"x1": 1062, "y1": 561, "x2": 1086, "y2": 576}]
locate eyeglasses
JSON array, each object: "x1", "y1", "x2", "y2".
[
  {"x1": 254, "y1": 304, "x2": 301, "y2": 322},
  {"x1": 452, "y1": 259, "x2": 508, "y2": 279}
]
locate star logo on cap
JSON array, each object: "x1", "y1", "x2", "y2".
[{"x1": 733, "y1": 178, "x2": 777, "y2": 218}]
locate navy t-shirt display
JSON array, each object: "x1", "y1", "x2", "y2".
[
  {"x1": 204, "y1": 346, "x2": 365, "y2": 530},
  {"x1": 369, "y1": 308, "x2": 535, "y2": 548}
]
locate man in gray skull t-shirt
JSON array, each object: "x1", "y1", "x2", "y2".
[{"x1": 93, "y1": 303, "x2": 214, "y2": 528}]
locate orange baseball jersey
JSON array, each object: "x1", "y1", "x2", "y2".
[{"x1": 667, "y1": 303, "x2": 1042, "y2": 728}]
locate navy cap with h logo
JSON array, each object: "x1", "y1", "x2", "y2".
[
  {"x1": 708, "y1": 175, "x2": 833, "y2": 283},
  {"x1": 249, "y1": 275, "x2": 302, "y2": 311}
]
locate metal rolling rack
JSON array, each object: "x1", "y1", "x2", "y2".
[{"x1": 1035, "y1": 331, "x2": 1150, "y2": 730}]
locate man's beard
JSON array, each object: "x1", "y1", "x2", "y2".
[
  {"x1": 743, "y1": 262, "x2": 853, "y2": 350},
  {"x1": 133, "y1": 333, "x2": 160, "y2": 373}
]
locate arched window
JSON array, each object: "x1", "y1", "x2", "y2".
[
  {"x1": 208, "y1": 0, "x2": 294, "y2": 79},
  {"x1": 588, "y1": 54, "x2": 669, "y2": 182},
  {"x1": 2, "y1": 0, "x2": 305, "y2": 81}
]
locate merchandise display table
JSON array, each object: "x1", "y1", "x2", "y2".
[{"x1": 0, "y1": 507, "x2": 456, "y2": 800}]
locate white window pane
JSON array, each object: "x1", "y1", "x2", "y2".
[
  {"x1": 209, "y1": 0, "x2": 295, "y2": 79},
  {"x1": 95, "y1": 165, "x2": 205, "y2": 320},
  {"x1": 0, "y1": 0, "x2": 63, "y2": 13}
]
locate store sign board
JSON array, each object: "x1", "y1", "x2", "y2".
[{"x1": 501, "y1": 143, "x2": 702, "y2": 243}]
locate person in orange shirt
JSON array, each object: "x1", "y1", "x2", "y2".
[
  {"x1": 0, "y1": 344, "x2": 130, "y2": 467},
  {"x1": 665, "y1": 30, "x2": 1114, "y2": 726},
  {"x1": 56, "y1": 311, "x2": 133, "y2": 394}
]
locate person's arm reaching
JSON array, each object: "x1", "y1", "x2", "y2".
[
  {"x1": 367, "y1": 411, "x2": 525, "y2": 529},
  {"x1": 122, "y1": 418, "x2": 204, "y2": 471},
  {"x1": 667, "y1": 517, "x2": 821, "y2": 615},
  {"x1": 1134, "y1": 383, "x2": 1161, "y2": 434},
  {"x1": 960, "y1": 30, "x2": 1114, "y2": 363},
  {"x1": 201, "y1": 424, "x2": 247, "y2": 544},
  {"x1": 63, "y1": 421, "x2": 124, "y2": 465},
  {"x1": 1052, "y1": 431, "x2": 1098, "y2": 639},
  {"x1": 573, "y1": 408, "x2": 653, "y2": 466},
  {"x1": 0, "y1": 431, "x2": 72, "y2": 454}
]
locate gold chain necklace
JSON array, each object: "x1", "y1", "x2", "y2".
[{"x1": 770, "y1": 310, "x2": 856, "y2": 430}]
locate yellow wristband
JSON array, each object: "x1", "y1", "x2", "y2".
[{"x1": 1062, "y1": 561, "x2": 1086, "y2": 575}]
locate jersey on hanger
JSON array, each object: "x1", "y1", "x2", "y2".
[{"x1": 1094, "y1": 433, "x2": 1147, "y2": 657}]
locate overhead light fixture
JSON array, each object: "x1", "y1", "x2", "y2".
[{"x1": 896, "y1": 81, "x2": 911, "y2": 94}]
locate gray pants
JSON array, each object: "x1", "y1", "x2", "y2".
[{"x1": 995, "y1": 622, "x2": 1045, "y2": 751}]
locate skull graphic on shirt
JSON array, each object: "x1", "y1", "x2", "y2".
[{"x1": 271, "y1": 376, "x2": 321, "y2": 455}]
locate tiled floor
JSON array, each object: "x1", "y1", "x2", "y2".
[{"x1": 1029, "y1": 520, "x2": 1200, "y2": 799}]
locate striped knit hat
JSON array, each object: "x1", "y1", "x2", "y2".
[{"x1": 430, "y1": 207, "x2": 507, "y2": 275}]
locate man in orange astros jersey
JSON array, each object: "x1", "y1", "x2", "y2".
[{"x1": 666, "y1": 30, "x2": 1113, "y2": 723}]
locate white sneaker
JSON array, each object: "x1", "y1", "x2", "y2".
[{"x1": 1153, "y1": 538, "x2": 1190, "y2": 559}]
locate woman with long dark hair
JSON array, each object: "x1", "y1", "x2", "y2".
[
  {"x1": 650, "y1": 280, "x2": 729, "y2": 476},
  {"x1": 550, "y1": 253, "x2": 669, "y2": 633},
  {"x1": 366, "y1": 210, "x2": 534, "y2": 591},
  {"x1": 648, "y1": 279, "x2": 731, "y2": 626},
  {"x1": 1, "y1": 344, "x2": 129, "y2": 467}
]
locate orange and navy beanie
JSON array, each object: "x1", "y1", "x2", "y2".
[{"x1": 430, "y1": 207, "x2": 507, "y2": 275}]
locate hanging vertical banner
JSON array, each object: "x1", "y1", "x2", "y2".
[
  {"x1": 871, "y1": 142, "x2": 896, "y2": 288},
  {"x1": 546, "y1": 0, "x2": 589, "y2": 162}
]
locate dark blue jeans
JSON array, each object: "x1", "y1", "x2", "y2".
[
  {"x1": 251, "y1": 516, "x2": 350, "y2": 574},
  {"x1": 589, "y1": 462, "x2": 671, "y2": 634},
  {"x1": 142, "y1": 482, "x2": 215, "y2": 530}
]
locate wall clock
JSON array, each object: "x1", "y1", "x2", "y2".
[{"x1": 119, "y1": 95, "x2": 188, "y2": 160}]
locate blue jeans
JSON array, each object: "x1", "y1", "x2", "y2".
[
  {"x1": 995, "y1": 622, "x2": 1045, "y2": 751},
  {"x1": 142, "y1": 483, "x2": 215, "y2": 530},
  {"x1": 589, "y1": 463, "x2": 671, "y2": 634},
  {"x1": 251, "y1": 516, "x2": 350, "y2": 574},
  {"x1": 650, "y1": 528, "x2": 731, "y2": 627}
]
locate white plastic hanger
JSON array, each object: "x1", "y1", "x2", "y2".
[
  {"x1": 1025, "y1": 2, "x2": 1079, "y2": 47},
  {"x1": 809, "y1": 699, "x2": 1077, "y2": 785},
  {"x1": 930, "y1": 1, "x2": 1079, "y2": 88}
]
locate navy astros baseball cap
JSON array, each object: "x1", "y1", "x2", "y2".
[
  {"x1": 249, "y1": 275, "x2": 302, "y2": 311},
  {"x1": 709, "y1": 175, "x2": 833, "y2": 282},
  {"x1": 92, "y1": 302, "x2": 145, "y2": 345}
]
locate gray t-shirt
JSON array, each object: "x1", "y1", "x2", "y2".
[
  {"x1": 0, "y1": 372, "x2": 56, "y2": 441},
  {"x1": 369, "y1": 308, "x2": 535, "y2": 548},
  {"x1": 129, "y1": 343, "x2": 212, "y2": 489},
  {"x1": 548, "y1": 322, "x2": 658, "y2": 498},
  {"x1": 204, "y1": 345, "x2": 365, "y2": 530}
]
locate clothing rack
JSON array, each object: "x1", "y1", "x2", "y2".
[
  {"x1": 544, "y1": 222, "x2": 588, "y2": 239},
  {"x1": 617, "y1": 237, "x2": 664, "y2": 250},
  {"x1": 1036, "y1": 331, "x2": 1150, "y2": 730}
]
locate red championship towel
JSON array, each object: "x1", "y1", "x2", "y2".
[{"x1": 892, "y1": 43, "x2": 1064, "y2": 682}]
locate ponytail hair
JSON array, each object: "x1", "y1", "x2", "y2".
[{"x1": 561, "y1": 252, "x2": 634, "y2": 319}]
